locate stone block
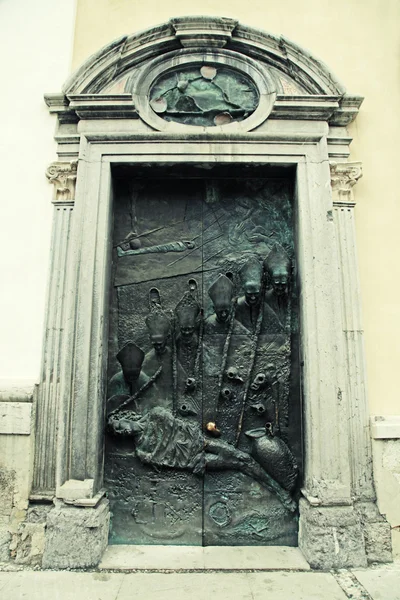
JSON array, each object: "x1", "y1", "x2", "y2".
[
  {"x1": 355, "y1": 501, "x2": 392, "y2": 564},
  {"x1": 0, "y1": 467, "x2": 15, "y2": 521},
  {"x1": 57, "y1": 478, "x2": 94, "y2": 501},
  {"x1": 372, "y1": 437, "x2": 400, "y2": 558},
  {"x1": 10, "y1": 505, "x2": 52, "y2": 566},
  {"x1": 0, "y1": 402, "x2": 32, "y2": 435},
  {"x1": 0, "y1": 528, "x2": 11, "y2": 562},
  {"x1": 42, "y1": 498, "x2": 110, "y2": 569},
  {"x1": 13, "y1": 522, "x2": 46, "y2": 566},
  {"x1": 363, "y1": 520, "x2": 392, "y2": 563},
  {"x1": 298, "y1": 498, "x2": 367, "y2": 569}
]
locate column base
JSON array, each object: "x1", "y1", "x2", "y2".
[
  {"x1": 298, "y1": 498, "x2": 368, "y2": 569},
  {"x1": 42, "y1": 498, "x2": 110, "y2": 569}
]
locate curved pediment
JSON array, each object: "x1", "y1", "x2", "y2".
[
  {"x1": 47, "y1": 17, "x2": 362, "y2": 129},
  {"x1": 63, "y1": 17, "x2": 346, "y2": 96}
]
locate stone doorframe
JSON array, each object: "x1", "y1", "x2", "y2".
[{"x1": 32, "y1": 17, "x2": 391, "y2": 569}]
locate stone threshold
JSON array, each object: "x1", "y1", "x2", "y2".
[{"x1": 99, "y1": 545, "x2": 310, "y2": 571}]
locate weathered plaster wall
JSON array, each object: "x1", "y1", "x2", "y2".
[
  {"x1": 0, "y1": 0, "x2": 76, "y2": 563},
  {"x1": 71, "y1": 0, "x2": 400, "y2": 418}
]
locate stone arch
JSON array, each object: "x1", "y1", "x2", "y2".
[{"x1": 63, "y1": 16, "x2": 346, "y2": 96}]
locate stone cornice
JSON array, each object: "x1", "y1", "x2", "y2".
[
  {"x1": 330, "y1": 161, "x2": 363, "y2": 206},
  {"x1": 46, "y1": 161, "x2": 78, "y2": 204},
  {"x1": 44, "y1": 93, "x2": 360, "y2": 126}
]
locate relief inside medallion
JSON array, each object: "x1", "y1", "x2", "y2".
[{"x1": 149, "y1": 64, "x2": 259, "y2": 127}]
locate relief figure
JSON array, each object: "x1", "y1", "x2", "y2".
[
  {"x1": 107, "y1": 342, "x2": 150, "y2": 415},
  {"x1": 263, "y1": 244, "x2": 291, "y2": 333},
  {"x1": 108, "y1": 407, "x2": 296, "y2": 513},
  {"x1": 205, "y1": 273, "x2": 248, "y2": 335},
  {"x1": 175, "y1": 289, "x2": 202, "y2": 378},
  {"x1": 235, "y1": 256, "x2": 263, "y2": 333},
  {"x1": 142, "y1": 306, "x2": 174, "y2": 410}
]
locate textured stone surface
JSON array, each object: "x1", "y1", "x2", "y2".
[
  {"x1": 372, "y1": 437, "x2": 400, "y2": 558},
  {"x1": 355, "y1": 501, "x2": 392, "y2": 564},
  {"x1": 42, "y1": 499, "x2": 110, "y2": 569},
  {"x1": 0, "y1": 436, "x2": 32, "y2": 514},
  {"x1": 363, "y1": 521, "x2": 393, "y2": 564},
  {"x1": 299, "y1": 498, "x2": 367, "y2": 569},
  {"x1": 0, "y1": 467, "x2": 15, "y2": 521},
  {"x1": 13, "y1": 523, "x2": 45, "y2": 566},
  {"x1": 0, "y1": 529, "x2": 11, "y2": 562},
  {"x1": 10, "y1": 505, "x2": 52, "y2": 566}
]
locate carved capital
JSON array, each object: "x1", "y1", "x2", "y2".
[
  {"x1": 330, "y1": 161, "x2": 362, "y2": 207},
  {"x1": 46, "y1": 160, "x2": 78, "y2": 204}
]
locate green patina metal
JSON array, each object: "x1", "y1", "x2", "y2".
[
  {"x1": 149, "y1": 64, "x2": 259, "y2": 126},
  {"x1": 104, "y1": 165, "x2": 301, "y2": 546}
]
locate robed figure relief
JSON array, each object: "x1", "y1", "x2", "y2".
[{"x1": 104, "y1": 168, "x2": 301, "y2": 546}]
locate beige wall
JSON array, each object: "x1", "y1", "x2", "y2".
[
  {"x1": 71, "y1": 0, "x2": 400, "y2": 416},
  {"x1": 0, "y1": 0, "x2": 76, "y2": 380}
]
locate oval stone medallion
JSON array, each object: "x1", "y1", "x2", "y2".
[{"x1": 149, "y1": 64, "x2": 259, "y2": 127}]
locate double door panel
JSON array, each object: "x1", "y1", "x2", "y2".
[{"x1": 104, "y1": 167, "x2": 301, "y2": 546}]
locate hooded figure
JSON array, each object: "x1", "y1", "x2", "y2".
[
  {"x1": 175, "y1": 290, "x2": 202, "y2": 377},
  {"x1": 142, "y1": 289, "x2": 175, "y2": 409},
  {"x1": 206, "y1": 273, "x2": 233, "y2": 330},
  {"x1": 235, "y1": 256, "x2": 263, "y2": 333},
  {"x1": 107, "y1": 341, "x2": 150, "y2": 414},
  {"x1": 263, "y1": 244, "x2": 291, "y2": 332}
]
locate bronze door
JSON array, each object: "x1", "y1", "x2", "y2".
[{"x1": 104, "y1": 166, "x2": 302, "y2": 546}]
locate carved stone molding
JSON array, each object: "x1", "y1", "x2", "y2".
[
  {"x1": 330, "y1": 161, "x2": 363, "y2": 206},
  {"x1": 170, "y1": 16, "x2": 238, "y2": 47},
  {"x1": 46, "y1": 161, "x2": 78, "y2": 204},
  {"x1": 32, "y1": 200, "x2": 74, "y2": 497}
]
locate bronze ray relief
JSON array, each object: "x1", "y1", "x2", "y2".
[{"x1": 104, "y1": 167, "x2": 302, "y2": 546}]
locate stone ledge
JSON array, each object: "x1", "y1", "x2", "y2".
[
  {"x1": 371, "y1": 416, "x2": 400, "y2": 439},
  {"x1": 0, "y1": 380, "x2": 36, "y2": 403}
]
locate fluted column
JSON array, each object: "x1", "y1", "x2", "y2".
[
  {"x1": 330, "y1": 161, "x2": 375, "y2": 501},
  {"x1": 31, "y1": 162, "x2": 77, "y2": 498}
]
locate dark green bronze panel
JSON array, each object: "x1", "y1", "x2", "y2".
[
  {"x1": 149, "y1": 64, "x2": 259, "y2": 127},
  {"x1": 104, "y1": 168, "x2": 301, "y2": 546}
]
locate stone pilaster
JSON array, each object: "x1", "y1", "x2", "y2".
[
  {"x1": 31, "y1": 162, "x2": 77, "y2": 498},
  {"x1": 330, "y1": 161, "x2": 373, "y2": 500},
  {"x1": 330, "y1": 161, "x2": 392, "y2": 563}
]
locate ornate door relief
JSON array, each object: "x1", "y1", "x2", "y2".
[{"x1": 33, "y1": 17, "x2": 391, "y2": 568}]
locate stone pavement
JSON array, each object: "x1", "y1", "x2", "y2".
[{"x1": 0, "y1": 547, "x2": 399, "y2": 600}]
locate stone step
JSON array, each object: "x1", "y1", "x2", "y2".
[{"x1": 99, "y1": 545, "x2": 310, "y2": 571}]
